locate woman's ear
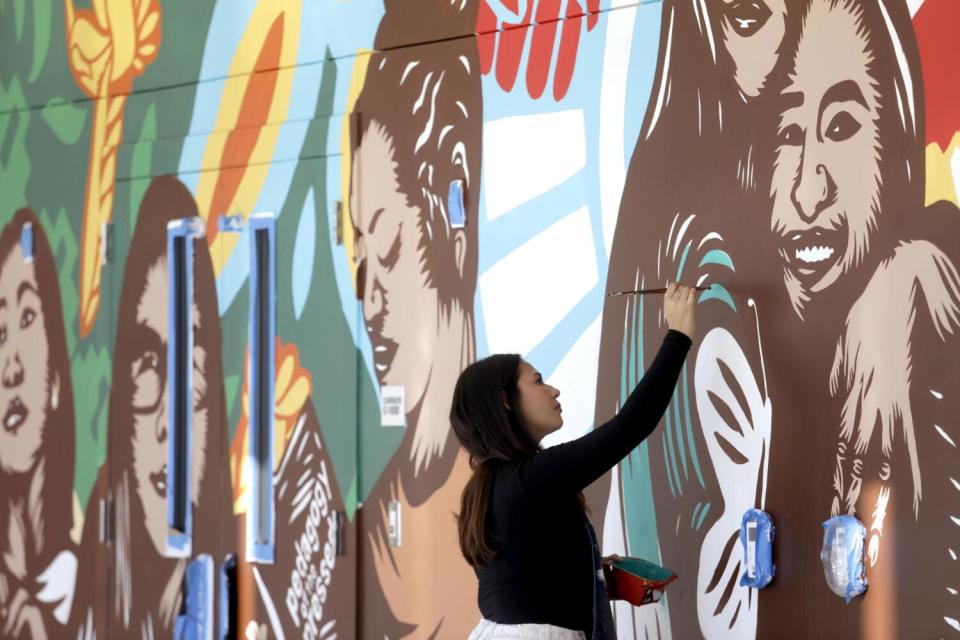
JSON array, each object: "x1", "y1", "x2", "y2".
[{"x1": 454, "y1": 229, "x2": 467, "y2": 281}]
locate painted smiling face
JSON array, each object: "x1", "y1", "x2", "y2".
[
  {"x1": 0, "y1": 245, "x2": 54, "y2": 475},
  {"x1": 351, "y1": 121, "x2": 443, "y2": 411},
  {"x1": 129, "y1": 259, "x2": 209, "y2": 553},
  {"x1": 770, "y1": 0, "x2": 881, "y2": 317},
  {"x1": 718, "y1": 0, "x2": 788, "y2": 98}
]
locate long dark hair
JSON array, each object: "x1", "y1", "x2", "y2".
[
  {"x1": 450, "y1": 354, "x2": 538, "y2": 566},
  {"x1": 107, "y1": 175, "x2": 229, "y2": 631},
  {"x1": 0, "y1": 209, "x2": 76, "y2": 575}
]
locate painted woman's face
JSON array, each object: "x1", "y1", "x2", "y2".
[
  {"x1": 130, "y1": 259, "x2": 209, "y2": 553},
  {"x1": 718, "y1": 0, "x2": 788, "y2": 98},
  {"x1": 770, "y1": 0, "x2": 881, "y2": 314},
  {"x1": 350, "y1": 121, "x2": 442, "y2": 412},
  {"x1": 0, "y1": 245, "x2": 52, "y2": 475}
]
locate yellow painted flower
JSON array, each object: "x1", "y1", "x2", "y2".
[{"x1": 64, "y1": 0, "x2": 162, "y2": 337}]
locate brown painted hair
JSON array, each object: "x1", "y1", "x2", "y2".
[
  {"x1": 350, "y1": 0, "x2": 481, "y2": 316},
  {"x1": 0, "y1": 208, "x2": 76, "y2": 573},
  {"x1": 450, "y1": 354, "x2": 539, "y2": 566},
  {"x1": 105, "y1": 175, "x2": 229, "y2": 632}
]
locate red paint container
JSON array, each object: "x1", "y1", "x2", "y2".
[{"x1": 601, "y1": 557, "x2": 678, "y2": 607}]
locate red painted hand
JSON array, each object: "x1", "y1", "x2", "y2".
[{"x1": 477, "y1": 0, "x2": 600, "y2": 101}]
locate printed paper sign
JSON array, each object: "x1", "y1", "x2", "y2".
[{"x1": 380, "y1": 385, "x2": 405, "y2": 427}]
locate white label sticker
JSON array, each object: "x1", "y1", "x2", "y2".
[{"x1": 381, "y1": 385, "x2": 406, "y2": 427}]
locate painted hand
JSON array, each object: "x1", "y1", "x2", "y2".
[
  {"x1": 2, "y1": 588, "x2": 45, "y2": 638},
  {"x1": 477, "y1": 0, "x2": 600, "y2": 100},
  {"x1": 829, "y1": 240, "x2": 960, "y2": 563}
]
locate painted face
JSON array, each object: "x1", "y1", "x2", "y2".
[
  {"x1": 770, "y1": 0, "x2": 880, "y2": 315},
  {"x1": 351, "y1": 121, "x2": 441, "y2": 410},
  {"x1": 130, "y1": 259, "x2": 209, "y2": 553},
  {"x1": 0, "y1": 245, "x2": 52, "y2": 475},
  {"x1": 515, "y1": 361, "x2": 562, "y2": 444},
  {"x1": 717, "y1": 0, "x2": 788, "y2": 98}
]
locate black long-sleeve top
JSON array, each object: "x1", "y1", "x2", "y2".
[{"x1": 475, "y1": 330, "x2": 692, "y2": 635}]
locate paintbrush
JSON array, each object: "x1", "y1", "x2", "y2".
[{"x1": 607, "y1": 284, "x2": 713, "y2": 297}]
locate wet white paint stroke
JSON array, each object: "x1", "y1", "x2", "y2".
[
  {"x1": 253, "y1": 567, "x2": 287, "y2": 640},
  {"x1": 935, "y1": 424, "x2": 956, "y2": 447}
]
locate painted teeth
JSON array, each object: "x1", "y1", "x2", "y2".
[
  {"x1": 375, "y1": 363, "x2": 388, "y2": 372},
  {"x1": 796, "y1": 245, "x2": 835, "y2": 263},
  {"x1": 374, "y1": 345, "x2": 387, "y2": 353}
]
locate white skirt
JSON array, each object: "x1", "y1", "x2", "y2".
[{"x1": 468, "y1": 618, "x2": 586, "y2": 640}]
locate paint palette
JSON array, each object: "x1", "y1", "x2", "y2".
[{"x1": 601, "y1": 557, "x2": 678, "y2": 607}]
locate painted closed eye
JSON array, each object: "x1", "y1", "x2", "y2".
[
  {"x1": 20, "y1": 308, "x2": 35, "y2": 330},
  {"x1": 824, "y1": 111, "x2": 861, "y2": 142},
  {"x1": 777, "y1": 123, "x2": 803, "y2": 147},
  {"x1": 725, "y1": 0, "x2": 772, "y2": 37},
  {"x1": 378, "y1": 225, "x2": 402, "y2": 270}
]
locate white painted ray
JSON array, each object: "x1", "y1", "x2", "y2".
[
  {"x1": 541, "y1": 315, "x2": 603, "y2": 448},
  {"x1": 483, "y1": 110, "x2": 587, "y2": 221},
  {"x1": 480, "y1": 207, "x2": 598, "y2": 356}
]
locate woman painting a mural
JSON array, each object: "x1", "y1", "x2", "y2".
[
  {"x1": 0, "y1": 210, "x2": 78, "y2": 638},
  {"x1": 348, "y1": 0, "x2": 483, "y2": 636},
  {"x1": 70, "y1": 175, "x2": 233, "y2": 639},
  {"x1": 453, "y1": 284, "x2": 695, "y2": 640},
  {"x1": 592, "y1": 0, "x2": 797, "y2": 636}
]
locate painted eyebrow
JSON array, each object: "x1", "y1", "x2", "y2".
[
  {"x1": 818, "y1": 80, "x2": 867, "y2": 131},
  {"x1": 368, "y1": 207, "x2": 386, "y2": 234},
  {"x1": 779, "y1": 90, "x2": 804, "y2": 111},
  {"x1": 17, "y1": 281, "x2": 37, "y2": 304}
]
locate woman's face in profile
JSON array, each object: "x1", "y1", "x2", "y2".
[
  {"x1": 0, "y1": 244, "x2": 52, "y2": 476},
  {"x1": 515, "y1": 361, "x2": 563, "y2": 444},
  {"x1": 717, "y1": 0, "x2": 788, "y2": 98},
  {"x1": 129, "y1": 258, "x2": 209, "y2": 553}
]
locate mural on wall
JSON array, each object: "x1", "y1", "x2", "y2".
[
  {"x1": 70, "y1": 175, "x2": 234, "y2": 639},
  {"x1": 347, "y1": 0, "x2": 483, "y2": 636},
  {"x1": 230, "y1": 340, "x2": 357, "y2": 640},
  {"x1": 0, "y1": 0, "x2": 958, "y2": 638},
  {"x1": 64, "y1": 0, "x2": 162, "y2": 337},
  {"x1": 594, "y1": 0, "x2": 960, "y2": 638},
  {"x1": 0, "y1": 210, "x2": 77, "y2": 638}
]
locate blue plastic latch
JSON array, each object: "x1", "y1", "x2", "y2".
[
  {"x1": 218, "y1": 214, "x2": 244, "y2": 233},
  {"x1": 448, "y1": 179, "x2": 466, "y2": 228},
  {"x1": 20, "y1": 223, "x2": 33, "y2": 263},
  {"x1": 174, "y1": 554, "x2": 214, "y2": 640},
  {"x1": 739, "y1": 509, "x2": 775, "y2": 589},
  {"x1": 820, "y1": 514, "x2": 868, "y2": 603}
]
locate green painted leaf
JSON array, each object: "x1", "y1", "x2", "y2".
[
  {"x1": 28, "y1": 0, "x2": 50, "y2": 82},
  {"x1": 41, "y1": 98, "x2": 87, "y2": 145},
  {"x1": 129, "y1": 103, "x2": 157, "y2": 227}
]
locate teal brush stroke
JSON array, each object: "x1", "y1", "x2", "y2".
[
  {"x1": 662, "y1": 434, "x2": 676, "y2": 498},
  {"x1": 700, "y1": 283, "x2": 737, "y2": 311},
  {"x1": 664, "y1": 410, "x2": 682, "y2": 497},
  {"x1": 672, "y1": 386, "x2": 687, "y2": 481},
  {"x1": 681, "y1": 365, "x2": 705, "y2": 488},
  {"x1": 691, "y1": 502, "x2": 703, "y2": 529},
  {"x1": 695, "y1": 502, "x2": 712, "y2": 530},
  {"x1": 699, "y1": 249, "x2": 735, "y2": 271}
]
